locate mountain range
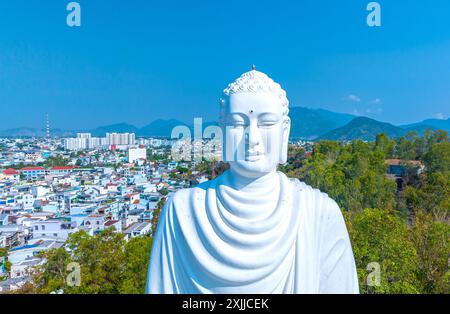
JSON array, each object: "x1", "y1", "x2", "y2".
[{"x1": 1, "y1": 107, "x2": 449, "y2": 141}]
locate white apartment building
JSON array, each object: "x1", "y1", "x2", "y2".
[
  {"x1": 87, "y1": 137, "x2": 103, "y2": 149},
  {"x1": 127, "y1": 147, "x2": 147, "y2": 163},
  {"x1": 64, "y1": 138, "x2": 87, "y2": 151},
  {"x1": 107, "y1": 133, "x2": 135, "y2": 146},
  {"x1": 76, "y1": 133, "x2": 91, "y2": 140}
]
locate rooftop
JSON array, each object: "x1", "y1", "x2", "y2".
[
  {"x1": 20, "y1": 166, "x2": 45, "y2": 171},
  {"x1": 3, "y1": 168, "x2": 19, "y2": 175}
]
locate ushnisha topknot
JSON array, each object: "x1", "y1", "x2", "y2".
[{"x1": 220, "y1": 66, "x2": 290, "y2": 124}]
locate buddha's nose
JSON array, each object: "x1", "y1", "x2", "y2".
[{"x1": 245, "y1": 123, "x2": 262, "y2": 147}]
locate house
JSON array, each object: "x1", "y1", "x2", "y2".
[
  {"x1": 48, "y1": 166, "x2": 75, "y2": 177},
  {"x1": 123, "y1": 222, "x2": 152, "y2": 240},
  {"x1": 0, "y1": 168, "x2": 20, "y2": 181},
  {"x1": 31, "y1": 220, "x2": 76, "y2": 241},
  {"x1": 0, "y1": 224, "x2": 23, "y2": 248},
  {"x1": 17, "y1": 194, "x2": 35, "y2": 211},
  {"x1": 20, "y1": 167, "x2": 46, "y2": 180},
  {"x1": 31, "y1": 185, "x2": 51, "y2": 198},
  {"x1": 386, "y1": 159, "x2": 425, "y2": 177},
  {"x1": 386, "y1": 159, "x2": 425, "y2": 191},
  {"x1": 83, "y1": 214, "x2": 106, "y2": 234},
  {"x1": 8, "y1": 240, "x2": 64, "y2": 265},
  {"x1": 10, "y1": 256, "x2": 44, "y2": 279},
  {"x1": 124, "y1": 193, "x2": 140, "y2": 205},
  {"x1": 121, "y1": 212, "x2": 137, "y2": 229},
  {"x1": 0, "y1": 231, "x2": 19, "y2": 248},
  {"x1": 104, "y1": 220, "x2": 122, "y2": 232}
]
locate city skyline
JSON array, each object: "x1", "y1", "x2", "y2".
[{"x1": 1, "y1": 0, "x2": 450, "y2": 129}]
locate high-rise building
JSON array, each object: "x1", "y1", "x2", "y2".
[
  {"x1": 77, "y1": 133, "x2": 92, "y2": 140},
  {"x1": 106, "y1": 133, "x2": 136, "y2": 146},
  {"x1": 64, "y1": 138, "x2": 86, "y2": 151}
]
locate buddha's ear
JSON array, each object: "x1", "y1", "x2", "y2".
[{"x1": 279, "y1": 117, "x2": 291, "y2": 164}]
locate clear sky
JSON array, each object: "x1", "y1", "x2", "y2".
[{"x1": 0, "y1": 0, "x2": 449, "y2": 130}]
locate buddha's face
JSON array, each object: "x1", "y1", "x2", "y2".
[{"x1": 222, "y1": 92, "x2": 290, "y2": 179}]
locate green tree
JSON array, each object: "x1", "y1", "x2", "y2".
[
  {"x1": 33, "y1": 247, "x2": 71, "y2": 294},
  {"x1": 410, "y1": 209, "x2": 450, "y2": 293},
  {"x1": 64, "y1": 229, "x2": 126, "y2": 294},
  {"x1": 289, "y1": 140, "x2": 396, "y2": 211},
  {"x1": 345, "y1": 208, "x2": 420, "y2": 294},
  {"x1": 423, "y1": 141, "x2": 450, "y2": 174},
  {"x1": 119, "y1": 236, "x2": 153, "y2": 294},
  {"x1": 42, "y1": 156, "x2": 70, "y2": 167},
  {"x1": 375, "y1": 133, "x2": 395, "y2": 158},
  {"x1": 27, "y1": 230, "x2": 155, "y2": 294}
]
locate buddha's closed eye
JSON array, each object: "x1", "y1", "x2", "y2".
[
  {"x1": 258, "y1": 113, "x2": 281, "y2": 128},
  {"x1": 226, "y1": 114, "x2": 246, "y2": 128}
]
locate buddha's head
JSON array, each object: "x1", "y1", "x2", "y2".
[{"x1": 220, "y1": 67, "x2": 291, "y2": 179}]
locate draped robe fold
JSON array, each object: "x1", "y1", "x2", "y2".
[{"x1": 146, "y1": 171, "x2": 359, "y2": 294}]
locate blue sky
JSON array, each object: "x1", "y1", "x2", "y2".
[{"x1": 0, "y1": 0, "x2": 449, "y2": 130}]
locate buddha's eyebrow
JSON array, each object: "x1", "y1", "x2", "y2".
[
  {"x1": 226, "y1": 113, "x2": 247, "y2": 120},
  {"x1": 258, "y1": 112, "x2": 281, "y2": 120}
]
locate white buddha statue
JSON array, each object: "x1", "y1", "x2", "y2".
[{"x1": 146, "y1": 68, "x2": 359, "y2": 294}]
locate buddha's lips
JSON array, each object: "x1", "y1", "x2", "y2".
[
  {"x1": 245, "y1": 154, "x2": 263, "y2": 161},
  {"x1": 246, "y1": 150, "x2": 264, "y2": 157}
]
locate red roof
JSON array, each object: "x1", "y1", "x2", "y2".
[
  {"x1": 50, "y1": 166, "x2": 75, "y2": 171},
  {"x1": 3, "y1": 168, "x2": 19, "y2": 175},
  {"x1": 104, "y1": 220, "x2": 119, "y2": 226},
  {"x1": 386, "y1": 159, "x2": 423, "y2": 167},
  {"x1": 20, "y1": 167, "x2": 45, "y2": 171}
]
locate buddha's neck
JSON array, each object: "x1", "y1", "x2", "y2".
[{"x1": 227, "y1": 169, "x2": 278, "y2": 193}]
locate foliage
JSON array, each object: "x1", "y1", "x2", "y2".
[
  {"x1": 26, "y1": 229, "x2": 153, "y2": 294},
  {"x1": 286, "y1": 139, "x2": 397, "y2": 211},
  {"x1": 41, "y1": 156, "x2": 70, "y2": 167},
  {"x1": 405, "y1": 140, "x2": 450, "y2": 221},
  {"x1": 345, "y1": 208, "x2": 420, "y2": 294},
  {"x1": 119, "y1": 236, "x2": 152, "y2": 294},
  {"x1": 278, "y1": 144, "x2": 306, "y2": 173},
  {"x1": 32, "y1": 247, "x2": 71, "y2": 293},
  {"x1": 410, "y1": 209, "x2": 450, "y2": 293}
]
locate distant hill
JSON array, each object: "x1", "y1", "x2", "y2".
[
  {"x1": 318, "y1": 117, "x2": 407, "y2": 141},
  {"x1": 289, "y1": 107, "x2": 355, "y2": 139},
  {"x1": 401, "y1": 118, "x2": 450, "y2": 134},
  {"x1": 139, "y1": 119, "x2": 187, "y2": 137}
]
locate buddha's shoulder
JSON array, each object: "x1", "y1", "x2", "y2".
[
  {"x1": 286, "y1": 176, "x2": 341, "y2": 217},
  {"x1": 167, "y1": 181, "x2": 210, "y2": 204}
]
